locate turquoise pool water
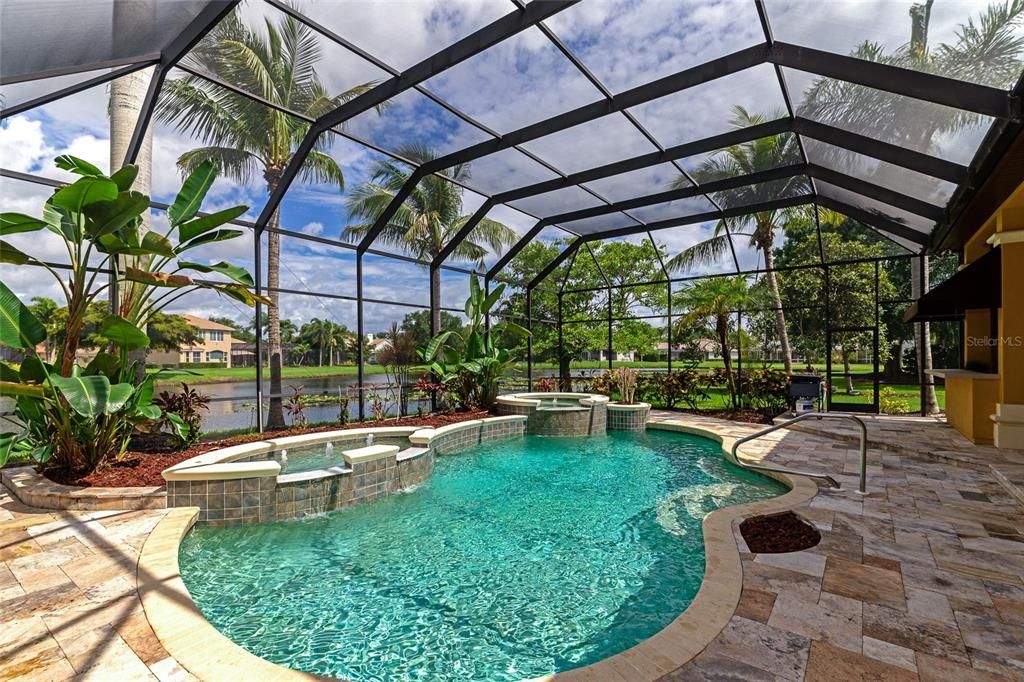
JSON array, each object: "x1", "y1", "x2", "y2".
[{"x1": 179, "y1": 430, "x2": 784, "y2": 681}]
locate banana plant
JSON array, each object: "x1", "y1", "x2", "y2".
[
  {"x1": 419, "y1": 275, "x2": 529, "y2": 409},
  {"x1": 0, "y1": 155, "x2": 266, "y2": 473},
  {"x1": 0, "y1": 155, "x2": 267, "y2": 377}
]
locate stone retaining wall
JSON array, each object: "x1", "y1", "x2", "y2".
[{"x1": 0, "y1": 466, "x2": 165, "y2": 511}]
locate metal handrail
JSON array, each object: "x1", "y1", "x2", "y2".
[{"x1": 730, "y1": 412, "x2": 868, "y2": 493}]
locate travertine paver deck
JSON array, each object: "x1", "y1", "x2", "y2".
[
  {"x1": 649, "y1": 412, "x2": 1024, "y2": 681},
  {"x1": 2, "y1": 413, "x2": 1024, "y2": 681},
  {"x1": 0, "y1": 494, "x2": 185, "y2": 681}
]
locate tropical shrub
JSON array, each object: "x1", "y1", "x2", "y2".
[
  {"x1": 153, "y1": 383, "x2": 210, "y2": 448},
  {"x1": 420, "y1": 276, "x2": 529, "y2": 410},
  {"x1": 0, "y1": 156, "x2": 264, "y2": 474},
  {"x1": 286, "y1": 385, "x2": 309, "y2": 428},
  {"x1": 589, "y1": 372, "x2": 613, "y2": 397},
  {"x1": 740, "y1": 369, "x2": 790, "y2": 416},
  {"x1": 879, "y1": 387, "x2": 910, "y2": 415},
  {"x1": 533, "y1": 377, "x2": 559, "y2": 392},
  {"x1": 609, "y1": 367, "x2": 639, "y2": 404},
  {"x1": 639, "y1": 369, "x2": 708, "y2": 410},
  {"x1": 378, "y1": 322, "x2": 418, "y2": 416}
]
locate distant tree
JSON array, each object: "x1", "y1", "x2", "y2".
[
  {"x1": 675, "y1": 277, "x2": 751, "y2": 408},
  {"x1": 342, "y1": 144, "x2": 517, "y2": 334},
  {"x1": 796, "y1": 0, "x2": 1024, "y2": 412},
  {"x1": 147, "y1": 312, "x2": 202, "y2": 352},
  {"x1": 401, "y1": 309, "x2": 464, "y2": 349},
  {"x1": 27, "y1": 297, "x2": 62, "y2": 361},
  {"x1": 779, "y1": 232, "x2": 896, "y2": 392},
  {"x1": 157, "y1": 9, "x2": 378, "y2": 428}
]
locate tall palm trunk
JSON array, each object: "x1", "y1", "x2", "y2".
[
  {"x1": 109, "y1": 66, "x2": 154, "y2": 381},
  {"x1": 911, "y1": 257, "x2": 939, "y2": 414},
  {"x1": 717, "y1": 316, "x2": 736, "y2": 409},
  {"x1": 759, "y1": 228, "x2": 792, "y2": 373},
  {"x1": 430, "y1": 267, "x2": 442, "y2": 335},
  {"x1": 264, "y1": 170, "x2": 286, "y2": 428}
]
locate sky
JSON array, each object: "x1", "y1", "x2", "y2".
[{"x1": 0, "y1": 0, "x2": 1009, "y2": 334}]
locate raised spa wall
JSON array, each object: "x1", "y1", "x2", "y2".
[
  {"x1": 495, "y1": 392, "x2": 608, "y2": 436},
  {"x1": 162, "y1": 416, "x2": 526, "y2": 527}
]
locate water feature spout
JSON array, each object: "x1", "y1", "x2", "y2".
[
  {"x1": 279, "y1": 449, "x2": 288, "y2": 472},
  {"x1": 325, "y1": 442, "x2": 334, "y2": 457},
  {"x1": 366, "y1": 433, "x2": 374, "y2": 447}
]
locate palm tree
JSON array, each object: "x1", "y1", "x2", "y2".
[
  {"x1": 797, "y1": 0, "x2": 1024, "y2": 414},
  {"x1": 341, "y1": 144, "x2": 517, "y2": 333},
  {"x1": 27, "y1": 297, "x2": 62, "y2": 362},
  {"x1": 675, "y1": 277, "x2": 750, "y2": 408},
  {"x1": 675, "y1": 277, "x2": 750, "y2": 409},
  {"x1": 155, "y1": 10, "x2": 377, "y2": 428},
  {"x1": 668, "y1": 107, "x2": 812, "y2": 374}
]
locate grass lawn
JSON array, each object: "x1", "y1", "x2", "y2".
[{"x1": 151, "y1": 364, "x2": 378, "y2": 384}]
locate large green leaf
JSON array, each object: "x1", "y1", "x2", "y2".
[
  {"x1": 139, "y1": 231, "x2": 177, "y2": 257},
  {"x1": 169, "y1": 161, "x2": 216, "y2": 225},
  {"x1": 176, "y1": 228, "x2": 244, "y2": 253},
  {"x1": 0, "y1": 240, "x2": 30, "y2": 265},
  {"x1": 179, "y1": 260, "x2": 254, "y2": 286},
  {"x1": 42, "y1": 204, "x2": 79, "y2": 242},
  {"x1": 51, "y1": 177, "x2": 118, "y2": 213},
  {"x1": 49, "y1": 374, "x2": 133, "y2": 417},
  {"x1": 0, "y1": 381, "x2": 45, "y2": 399},
  {"x1": 54, "y1": 155, "x2": 104, "y2": 177},
  {"x1": 422, "y1": 330, "x2": 457, "y2": 362},
  {"x1": 0, "y1": 213, "x2": 47, "y2": 237},
  {"x1": 491, "y1": 320, "x2": 530, "y2": 338},
  {"x1": 106, "y1": 383, "x2": 135, "y2": 413},
  {"x1": 109, "y1": 165, "x2": 139, "y2": 192},
  {"x1": 84, "y1": 191, "x2": 148, "y2": 238},
  {"x1": 0, "y1": 363, "x2": 19, "y2": 382},
  {"x1": 84, "y1": 352, "x2": 120, "y2": 380},
  {"x1": 178, "y1": 205, "x2": 248, "y2": 242},
  {"x1": 101, "y1": 232, "x2": 176, "y2": 257},
  {"x1": 206, "y1": 283, "x2": 270, "y2": 307},
  {"x1": 165, "y1": 412, "x2": 190, "y2": 441},
  {"x1": 0, "y1": 280, "x2": 46, "y2": 349},
  {"x1": 98, "y1": 315, "x2": 150, "y2": 350},
  {"x1": 18, "y1": 356, "x2": 48, "y2": 383},
  {"x1": 123, "y1": 267, "x2": 192, "y2": 288}
]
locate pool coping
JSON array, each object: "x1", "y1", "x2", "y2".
[{"x1": 138, "y1": 418, "x2": 818, "y2": 682}]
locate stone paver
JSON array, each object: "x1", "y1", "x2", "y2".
[
  {"x1": 648, "y1": 411, "x2": 1024, "y2": 681},
  {"x1": 2, "y1": 412, "x2": 1023, "y2": 681},
  {"x1": 0, "y1": 489, "x2": 178, "y2": 681}
]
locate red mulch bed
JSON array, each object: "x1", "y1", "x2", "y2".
[
  {"x1": 740, "y1": 511, "x2": 821, "y2": 553},
  {"x1": 45, "y1": 410, "x2": 491, "y2": 489}
]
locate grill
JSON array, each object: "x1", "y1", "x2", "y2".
[{"x1": 789, "y1": 374, "x2": 823, "y2": 401}]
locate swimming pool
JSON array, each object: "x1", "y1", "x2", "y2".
[{"x1": 178, "y1": 430, "x2": 784, "y2": 681}]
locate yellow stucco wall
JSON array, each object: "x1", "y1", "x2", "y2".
[{"x1": 947, "y1": 180, "x2": 1024, "y2": 445}]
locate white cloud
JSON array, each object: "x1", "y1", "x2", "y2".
[{"x1": 301, "y1": 221, "x2": 325, "y2": 236}]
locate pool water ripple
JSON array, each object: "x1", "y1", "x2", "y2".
[{"x1": 179, "y1": 430, "x2": 784, "y2": 681}]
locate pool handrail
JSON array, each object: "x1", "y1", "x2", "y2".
[{"x1": 730, "y1": 412, "x2": 868, "y2": 493}]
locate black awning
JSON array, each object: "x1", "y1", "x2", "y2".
[{"x1": 905, "y1": 247, "x2": 1001, "y2": 323}]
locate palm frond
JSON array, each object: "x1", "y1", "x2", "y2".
[{"x1": 666, "y1": 233, "x2": 733, "y2": 273}]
